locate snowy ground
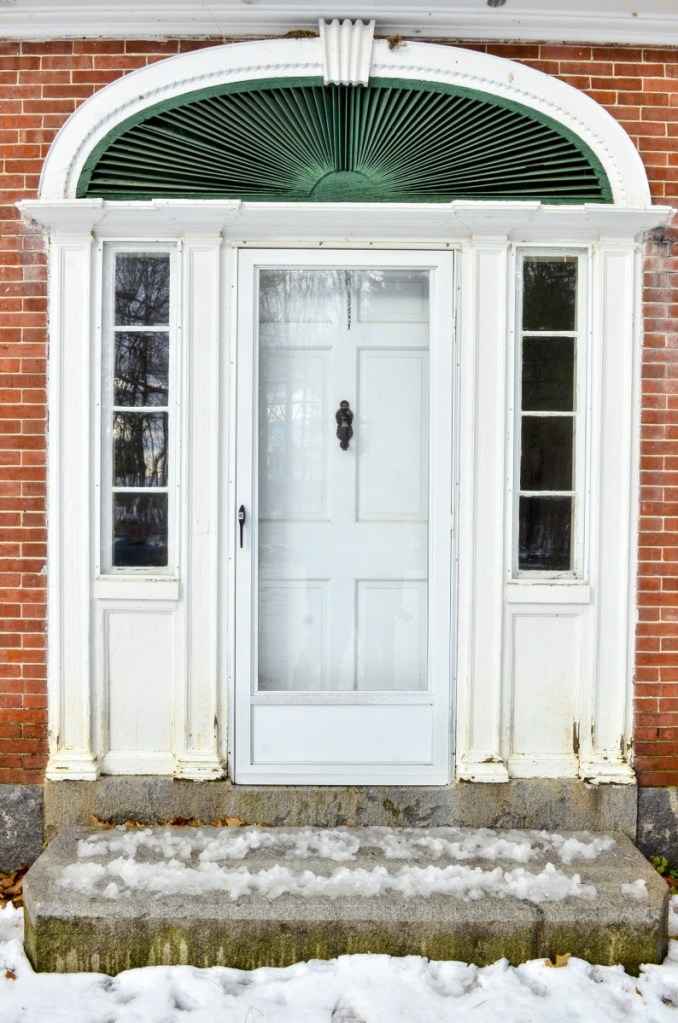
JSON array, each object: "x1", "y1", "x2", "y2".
[{"x1": 0, "y1": 897, "x2": 675, "y2": 1023}]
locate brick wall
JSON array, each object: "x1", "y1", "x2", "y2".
[{"x1": 0, "y1": 38, "x2": 676, "y2": 785}]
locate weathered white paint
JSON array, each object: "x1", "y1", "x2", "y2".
[
  {"x1": 456, "y1": 244, "x2": 510, "y2": 784},
  {"x1": 20, "y1": 200, "x2": 669, "y2": 244},
  {"x1": 3, "y1": 1, "x2": 677, "y2": 46},
  {"x1": 173, "y1": 237, "x2": 225, "y2": 781},
  {"x1": 508, "y1": 611, "x2": 581, "y2": 777},
  {"x1": 104, "y1": 606, "x2": 174, "y2": 757},
  {"x1": 45, "y1": 237, "x2": 98, "y2": 782},
  {"x1": 579, "y1": 244, "x2": 639, "y2": 784},
  {"x1": 319, "y1": 19, "x2": 375, "y2": 86}
]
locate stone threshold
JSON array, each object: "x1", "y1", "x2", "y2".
[{"x1": 43, "y1": 777, "x2": 637, "y2": 840}]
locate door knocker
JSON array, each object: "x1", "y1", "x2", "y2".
[{"x1": 335, "y1": 400, "x2": 354, "y2": 450}]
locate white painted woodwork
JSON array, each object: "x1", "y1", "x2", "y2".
[
  {"x1": 456, "y1": 244, "x2": 510, "y2": 784},
  {"x1": 104, "y1": 607, "x2": 174, "y2": 756},
  {"x1": 319, "y1": 19, "x2": 375, "y2": 86},
  {"x1": 37, "y1": 216, "x2": 663, "y2": 783},
  {"x1": 175, "y1": 238, "x2": 225, "y2": 780},
  {"x1": 252, "y1": 705, "x2": 433, "y2": 767},
  {"x1": 29, "y1": 35, "x2": 674, "y2": 784},
  {"x1": 234, "y1": 250, "x2": 454, "y2": 783},
  {"x1": 33, "y1": 39, "x2": 655, "y2": 208},
  {"x1": 45, "y1": 237, "x2": 99, "y2": 781},
  {"x1": 579, "y1": 245, "x2": 639, "y2": 784},
  {"x1": 5, "y1": 3, "x2": 678, "y2": 47},
  {"x1": 508, "y1": 611, "x2": 581, "y2": 777},
  {"x1": 21, "y1": 202, "x2": 671, "y2": 247}
]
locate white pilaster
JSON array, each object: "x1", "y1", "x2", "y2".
[
  {"x1": 174, "y1": 237, "x2": 225, "y2": 780},
  {"x1": 46, "y1": 235, "x2": 99, "y2": 780},
  {"x1": 579, "y1": 242, "x2": 638, "y2": 784},
  {"x1": 456, "y1": 242, "x2": 509, "y2": 782}
]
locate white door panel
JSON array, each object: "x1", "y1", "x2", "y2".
[
  {"x1": 252, "y1": 705, "x2": 433, "y2": 766},
  {"x1": 234, "y1": 250, "x2": 454, "y2": 783}
]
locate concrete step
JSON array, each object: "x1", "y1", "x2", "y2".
[{"x1": 23, "y1": 825, "x2": 669, "y2": 975}]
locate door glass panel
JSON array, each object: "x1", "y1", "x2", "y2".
[{"x1": 257, "y1": 268, "x2": 430, "y2": 692}]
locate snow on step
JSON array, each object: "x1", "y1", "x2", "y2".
[{"x1": 23, "y1": 826, "x2": 669, "y2": 976}]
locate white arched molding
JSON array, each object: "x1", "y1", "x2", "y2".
[{"x1": 39, "y1": 37, "x2": 652, "y2": 208}]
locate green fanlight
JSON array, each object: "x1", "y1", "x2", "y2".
[{"x1": 78, "y1": 78, "x2": 612, "y2": 204}]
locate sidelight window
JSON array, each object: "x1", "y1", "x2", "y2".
[
  {"x1": 514, "y1": 251, "x2": 586, "y2": 576},
  {"x1": 100, "y1": 244, "x2": 177, "y2": 573}
]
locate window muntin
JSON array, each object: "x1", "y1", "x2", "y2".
[
  {"x1": 101, "y1": 245, "x2": 177, "y2": 574},
  {"x1": 515, "y1": 252, "x2": 585, "y2": 576}
]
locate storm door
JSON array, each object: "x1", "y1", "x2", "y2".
[{"x1": 234, "y1": 250, "x2": 454, "y2": 783}]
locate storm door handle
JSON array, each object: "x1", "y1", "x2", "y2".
[{"x1": 238, "y1": 505, "x2": 246, "y2": 548}]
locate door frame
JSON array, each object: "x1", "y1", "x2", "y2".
[{"x1": 230, "y1": 247, "x2": 459, "y2": 784}]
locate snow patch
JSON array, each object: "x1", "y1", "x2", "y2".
[
  {"x1": 621, "y1": 879, "x2": 649, "y2": 901},
  {"x1": 59, "y1": 857, "x2": 597, "y2": 904},
  {"x1": 74, "y1": 825, "x2": 616, "y2": 866}
]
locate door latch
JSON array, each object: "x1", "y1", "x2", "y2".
[
  {"x1": 238, "y1": 505, "x2": 246, "y2": 548},
  {"x1": 335, "y1": 400, "x2": 354, "y2": 450}
]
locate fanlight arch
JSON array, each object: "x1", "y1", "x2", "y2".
[{"x1": 39, "y1": 38, "x2": 652, "y2": 207}]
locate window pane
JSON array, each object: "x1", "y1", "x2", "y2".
[
  {"x1": 519, "y1": 496, "x2": 571, "y2": 570},
  {"x1": 112, "y1": 412, "x2": 168, "y2": 487},
  {"x1": 520, "y1": 416, "x2": 573, "y2": 491},
  {"x1": 113, "y1": 493, "x2": 168, "y2": 568},
  {"x1": 114, "y1": 332, "x2": 169, "y2": 407},
  {"x1": 522, "y1": 258, "x2": 577, "y2": 332},
  {"x1": 522, "y1": 336, "x2": 575, "y2": 412},
  {"x1": 114, "y1": 254, "x2": 170, "y2": 326}
]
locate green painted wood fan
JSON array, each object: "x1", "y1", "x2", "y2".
[{"x1": 78, "y1": 78, "x2": 612, "y2": 203}]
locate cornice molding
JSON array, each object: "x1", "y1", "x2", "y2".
[
  {"x1": 18, "y1": 198, "x2": 674, "y2": 242},
  {"x1": 1, "y1": 2, "x2": 678, "y2": 46}
]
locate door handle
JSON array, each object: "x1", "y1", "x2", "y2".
[
  {"x1": 238, "y1": 505, "x2": 246, "y2": 548},
  {"x1": 335, "y1": 400, "x2": 354, "y2": 450}
]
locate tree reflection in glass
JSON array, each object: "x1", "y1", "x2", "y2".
[
  {"x1": 108, "y1": 251, "x2": 172, "y2": 570},
  {"x1": 113, "y1": 493, "x2": 167, "y2": 568},
  {"x1": 115, "y1": 332, "x2": 169, "y2": 407},
  {"x1": 115, "y1": 254, "x2": 170, "y2": 326},
  {"x1": 112, "y1": 412, "x2": 168, "y2": 487}
]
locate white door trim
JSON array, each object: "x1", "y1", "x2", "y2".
[{"x1": 232, "y1": 248, "x2": 457, "y2": 784}]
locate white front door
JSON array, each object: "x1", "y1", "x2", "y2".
[{"x1": 234, "y1": 250, "x2": 455, "y2": 783}]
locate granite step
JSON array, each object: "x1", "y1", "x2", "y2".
[{"x1": 23, "y1": 825, "x2": 669, "y2": 975}]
